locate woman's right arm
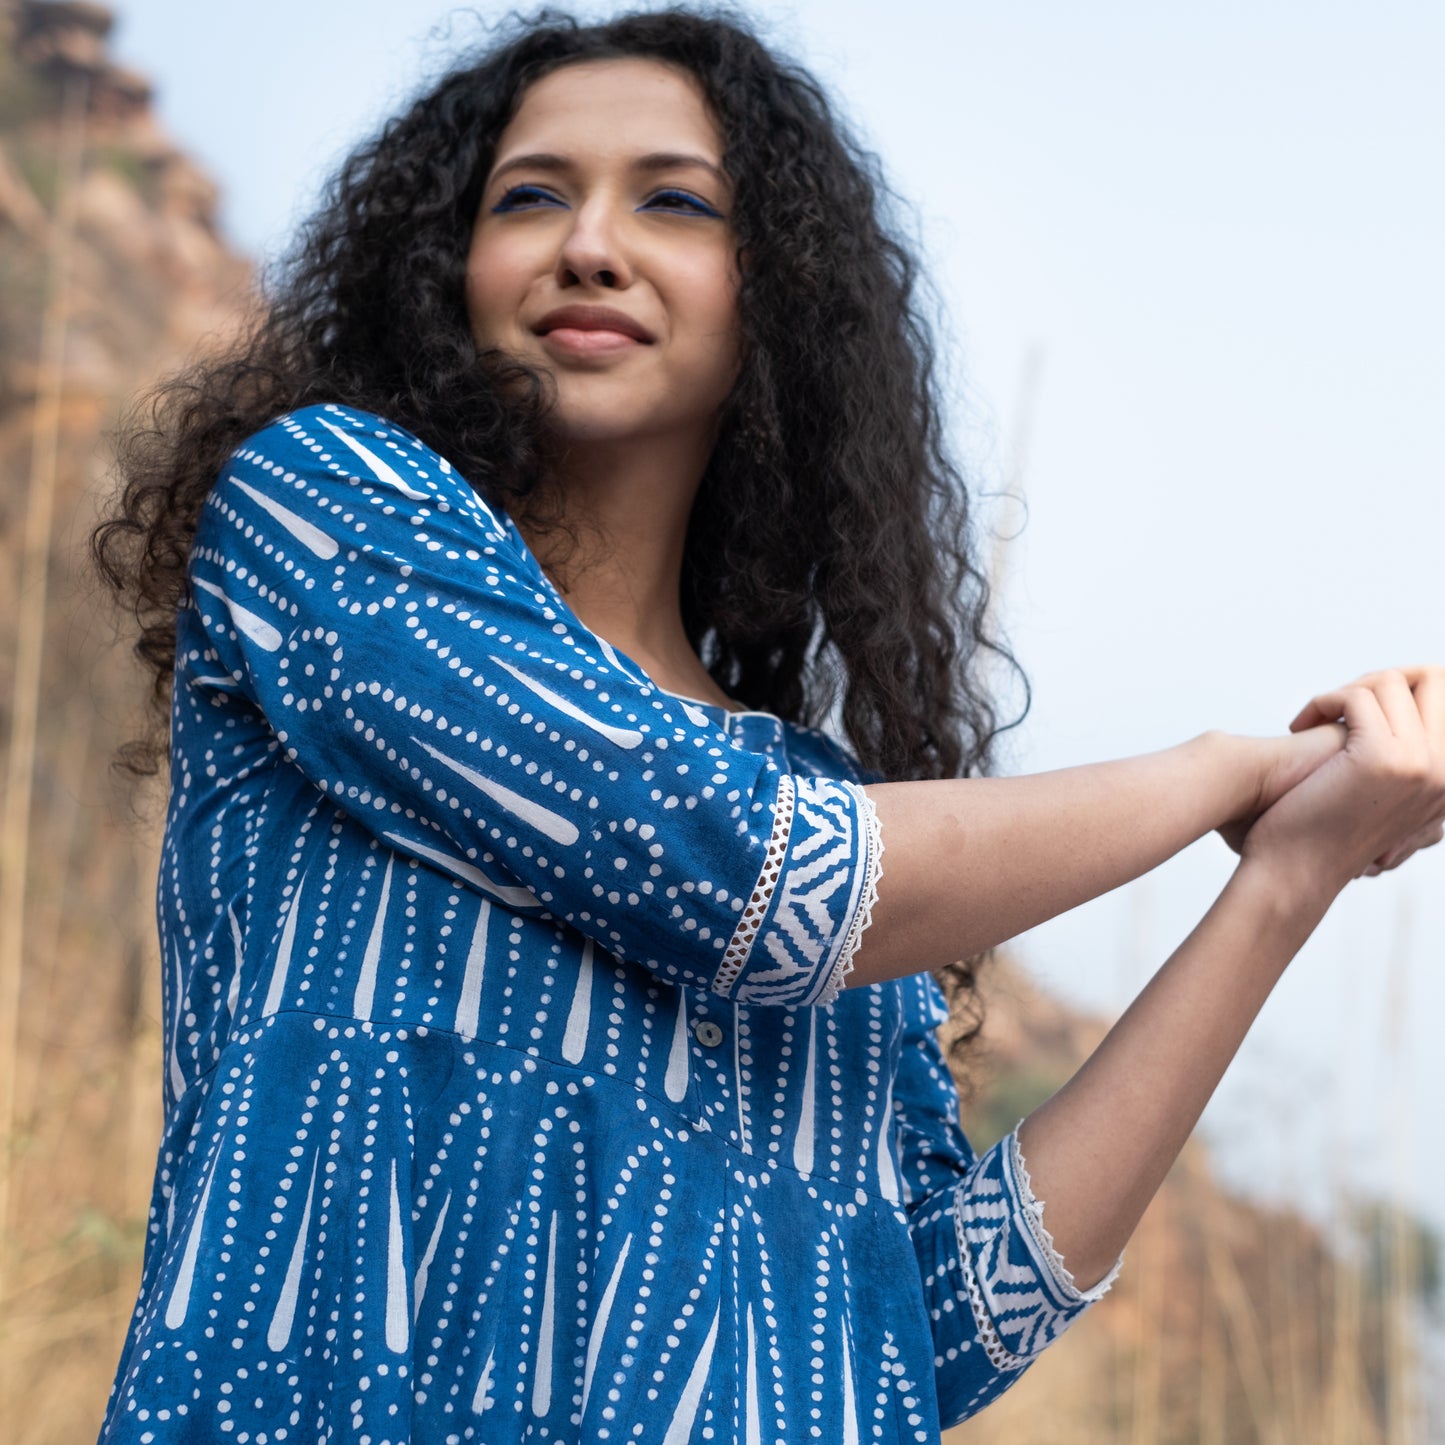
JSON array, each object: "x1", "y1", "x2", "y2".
[
  {"x1": 848, "y1": 725, "x2": 1343, "y2": 988},
  {"x1": 190, "y1": 403, "x2": 1340, "y2": 1004}
]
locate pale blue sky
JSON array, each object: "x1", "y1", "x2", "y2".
[{"x1": 113, "y1": 1, "x2": 1445, "y2": 1237}]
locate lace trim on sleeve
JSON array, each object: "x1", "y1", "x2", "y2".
[
  {"x1": 715, "y1": 775, "x2": 879, "y2": 1007},
  {"x1": 1009, "y1": 1127, "x2": 1123, "y2": 1303},
  {"x1": 812, "y1": 780, "x2": 883, "y2": 1006},
  {"x1": 715, "y1": 774, "x2": 794, "y2": 996},
  {"x1": 952, "y1": 1202, "x2": 1029, "y2": 1373},
  {"x1": 950, "y1": 1129, "x2": 1121, "y2": 1371}
]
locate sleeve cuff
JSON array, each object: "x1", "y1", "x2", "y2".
[
  {"x1": 715, "y1": 775, "x2": 882, "y2": 1007},
  {"x1": 1008, "y1": 1127, "x2": 1123, "y2": 1304},
  {"x1": 951, "y1": 1127, "x2": 1121, "y2": 1372}
]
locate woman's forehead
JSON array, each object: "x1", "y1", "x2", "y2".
[{"x1": 493, "y1": 58, "x2": 724, "y2": 169}]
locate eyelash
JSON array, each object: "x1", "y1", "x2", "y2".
[{"x1": 491, "y1": 185, "x2": 722, "y2": 218}]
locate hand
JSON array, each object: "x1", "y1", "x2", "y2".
[
  {"x1": 1240, "y1": 666, "x2": 1445, "y2": 893},
  {"x1": 1216, "y1": 724, "x2": 1345, "y2": 855}
]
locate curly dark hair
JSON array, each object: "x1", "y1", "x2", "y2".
[{"x1": 92, "y1": 4, "x2": 1027, "y2": 1052}]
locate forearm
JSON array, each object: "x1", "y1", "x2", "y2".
[
  {"x1": 851, "y1": 731, "x2": 1262, "y2": 987},
  {"x1": 1014, "y1": 859, "x2": 1336, "y2": 1288}
]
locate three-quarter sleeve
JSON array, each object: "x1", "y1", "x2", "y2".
[
  {"x1": 179, "y1": 403, "x2": 881, "y2": 1008},
  {"x1": 891, "y1": 973, "x2": 1120, "y2": 1428}
]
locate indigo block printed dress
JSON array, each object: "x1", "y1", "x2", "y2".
[{"x1": 99, "y1": 404, "x2": 1117, "y2": 1444}]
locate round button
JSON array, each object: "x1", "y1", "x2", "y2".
[{"x1": 693, "y1": 1020, "x2": 723, "y2": 1048}]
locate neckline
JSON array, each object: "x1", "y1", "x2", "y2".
[
  {"x1": 502, "y1": 512, "x2": 783, "y2": 726},
  {"x1": 657, "y1": 688, "x2": 781, "y2": 722}
]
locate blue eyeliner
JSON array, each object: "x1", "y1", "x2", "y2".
[{"x1": 490, "y1": 184, "x2": 722, "y2": 217}]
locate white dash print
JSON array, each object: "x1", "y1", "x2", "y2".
[
  {"x1": 164, "y1": 1144, "x2": 219, "y2": 1329},
  {"x1": 168, "y1": 940, "x2": 187, "y2": 1104},
  {"x1": 353, "y1": 853, "x2": 393, "y2": 1020},
  {"x1": 490, "y1": 656, "x2": 644, "y2": 749},
  {"x1": 841, "y1": 1313, "x2": 860, "y2": 1445},
  {"x1": 267, "y1": 1152, "x2": 318, "y2": 1351},
  {"x1": 877, "y1": 1071, "x2": 901, "y2": 1204},
  {"x1": 595, "y1": 635, "x2": 648, "y2": 687},
  {"x1": 228, "y1": 475, "x2": 338, "y2": 558},
  {"x1": 472, "y1": 1343, "x2": 497, "y2": 1414},
  {"x1": 745, "y1": 1301, "x2": 762, "y2": 1445},
  {"x1": 411, "y1": 736, "x2": 580, "y2": 846},
  {"x1": 453, "y1": 900, "x2": 491, "y2": 1039},
  {"x1": 665, "y1": 989, "x2": 690, "y2": 1103},
  {"x1": 316, "y1": 416, "x2": 429, "y2": 500},
  {"x1": 662, "y1": 1303, "x2": 720, "y2": 1445},
  {"x1": 261, "y1": 871, "x2": 306, "y2": 1017},
  {"x1": 381, "y1": 833, "x2": 539, "y2": 909},
  {"x1": 794, "y1": 1011, "x2": 817, "y2": 1176},
  {"x1": 734, "y1": 1009, "x2": 750, "y2": 1150},
  {"x1": 191, "y1": 576, "x2": 282, "y2": 652},
  {"x1": 385, "y1": 1159, "x2": 409, "y2": 1354},
  {"x1": 681, "y1": 700, "x2": 714, "y2": 729},
  {"x1": 533, "y1": 1210, "x2": 558, "y2": 1418},
  {"x1": 412, "y1": 1189, "x2": 451, "y2": 1323},
  {"x1": 225, "y1": 905, "x2": 243, "y2": 1018},
  {"x1": 561, "y1": 939, "x2": 593, "y2": 1064},
  {"x1": 581, "y1": 1233, "x2": 632, "y2": 1415}
]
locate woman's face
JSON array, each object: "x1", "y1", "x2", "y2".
[{"x1": 466, "y1": 58, "x2": 741, "y2": 453}]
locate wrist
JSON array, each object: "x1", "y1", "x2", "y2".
[
  {"x1": 1232, "y1": 849, "x2": 1345, "y2": 928},
  {"x1": 1190, "y1": 730, "x2": 1265, "y2": 830}
]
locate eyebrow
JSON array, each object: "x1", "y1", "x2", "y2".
[{"x1": 488, "y1": 151, "x2": 729, "y2": 187}]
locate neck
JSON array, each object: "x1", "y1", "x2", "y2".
[{"x1": 519, "y1": 431, "x2": 734, "y2": 707}]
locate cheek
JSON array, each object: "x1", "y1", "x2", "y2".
[
  {"x1": 675, "y1": 250, "x2": 742, "y2": 350},
  {"x1": 464, "y1": 238, "x2": 525, "y2": 345}
]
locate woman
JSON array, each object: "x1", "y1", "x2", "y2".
[{"x1": 92, "y1": 9, "x2": 1443, "y2": 1442}]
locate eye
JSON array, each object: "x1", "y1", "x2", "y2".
[
  {"x1": 491, "y1": 184, "x2": 565, "y2": 213},
  {"x1": 641, "y1": 189, "x2": 723, "y2": 218}
]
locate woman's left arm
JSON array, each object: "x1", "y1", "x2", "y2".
[
  {"x1": 1017, "y1": 667, "x2": 1445, "y2": 1290},
  {"x1": 900, "y1": 670, "x2": 1445, "y2": 1429}
]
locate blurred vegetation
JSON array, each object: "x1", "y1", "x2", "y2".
[
  {"x1": 0, "y1": 46, "x2": 45, "y2": 132},
  {"x1": 1355, "y1": 1198, "x2": 1442, "y2": 1312}
]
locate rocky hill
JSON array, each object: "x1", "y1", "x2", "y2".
[
  {"x1": 0, "y1": 5, "x2": 1432, "y2": 1442},
  {"x1": 0, "y1": 5, "x2": 249, "y2": 1439}
]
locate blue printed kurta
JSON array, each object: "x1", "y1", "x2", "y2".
[{"x1": 99, "y1": 404, "x2": 1114, "y2": 1444}]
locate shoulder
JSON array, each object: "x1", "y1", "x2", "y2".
[
  {"x1": 220, "y1": 403, "x2": 520, "y2": 549},
  {"x1": 233, "y1": 403, "x2": 452, "y2": 489}
]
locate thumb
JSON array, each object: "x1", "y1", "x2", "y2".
[{"x1": 1264, "y1": 722, "x2": 1347, "y2": 806}]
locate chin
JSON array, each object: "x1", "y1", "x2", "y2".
[
  {"x1": 546, "y1": 392, "x2": 687, "y2": 447},
  {"x1": 547, "y1": 409, "x2": 651, "y2": 446}
]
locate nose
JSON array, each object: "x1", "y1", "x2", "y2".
[{"x1": 555, "y1": 197, "x2": 632, "y2": 290}]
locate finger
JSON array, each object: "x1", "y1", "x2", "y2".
[
  {"x1": 1292, "y1": 668, "x2": 1383, "y2": 730},
  {"x1": 1411, "y1": 667, "x2": 1445, "y2": 734},
  {"x1": 1291, "y1": 666, "x2": 1440, "y2": 732},
  {"x1": 1369, "y1": 669, "x2": 1427, "y2": 741},
  {"x1": 1289, "y1": 684, "x2": 1390, "y2": 739},
  {"x1": 1353, "y1": 665, "x2": 1436, "y2": 692},
  {"x1": 1374, "y1": 819, "x2": 1445, "y2": 872}
]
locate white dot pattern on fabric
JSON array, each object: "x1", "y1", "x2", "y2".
[{"x1": 97, "y1": 405, "x2": 1112, "y2": 1444}]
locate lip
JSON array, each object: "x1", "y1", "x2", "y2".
[{"x1": 532, "y1": 305, "x2": 656, "y2": 345}]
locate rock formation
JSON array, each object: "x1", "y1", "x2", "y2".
[{"x1": 0, "y1": 7, "x2": 250, "y2": 1439}]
